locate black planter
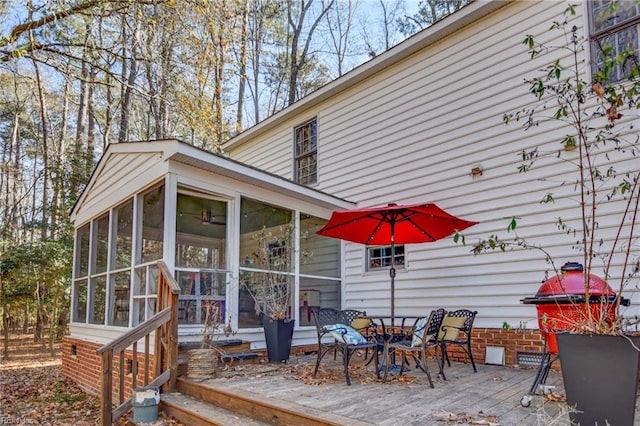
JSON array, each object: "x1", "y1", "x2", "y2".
[
  {"x1": 262, "y1": 318, "x2": 295, "y2": 363},
  {"x1": 556, "y1": 333, "x2": 640, "y2": 425}
]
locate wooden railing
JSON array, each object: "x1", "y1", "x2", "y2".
[{"x1": 97, "y1": 261, "x2": 180, "y2": 425}]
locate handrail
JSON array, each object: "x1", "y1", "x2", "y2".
[{"x1": 97, "y1": 260, "x2": 180, "y2": 425}]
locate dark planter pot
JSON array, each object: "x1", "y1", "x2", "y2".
[
  {"x1": 262, "y1": 318, "x2": 295, "y2": 363},
  {"x1": 556, "y1": 333, "x2": 640, "y2": 425}
]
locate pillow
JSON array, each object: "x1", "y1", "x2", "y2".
[
  {"x1": 324, "y1": 323, "x2": 367, "y2": 345},
  {"x1": 438, "y1": 316, "x2": 467, "y2": 341},
  {"x1": 411, "y1": 316, "x2": 430, "y2": 347},
  {"x1": 351, "y1": 317, "x2": 372, "y2": 331}
]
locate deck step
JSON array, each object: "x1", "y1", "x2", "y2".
[
  {"x1": 179, "y1": 339, "x2": 252, "y2": 355},
  {"x1": 221, "y1": 352, "x2": 260, "y2": 364},
  {"x1": 173, "y1": 377, "x2": 373, "y2": 426},
  {"x1": 161, "y1": 392, "x2": 270, "y2": 426}
]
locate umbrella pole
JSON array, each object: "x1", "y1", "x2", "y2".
[{"x1": 390, "y1": 219, "x2": 396, "y2": 330}]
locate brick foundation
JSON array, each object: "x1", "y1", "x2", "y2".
[
  {"x1": 62, "y1": 337, "x2": 158, "y2": 400},
  {"x1": 469, "y1": 328, "x2": 546, "y2": 366}
]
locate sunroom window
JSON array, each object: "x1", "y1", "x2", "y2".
[
  {"x1": 175, "y1": 192, "x2": 228, "y2": 325},
  {"x1": 294, "y1": 118, "x2": 317, "y2": 185},
  {"x1": 589, "y1": 0, "x2": 640, "y2": 81},
  {"x1": 238, "y1": 198, "x2": 294, "y2": 328},
  {"x1": 71, "y1": 183, "x2": 164, "y2": 327}
]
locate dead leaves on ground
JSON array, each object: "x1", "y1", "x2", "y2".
[
  {"x1": 0, "y1": 364, "x2": 100, "y2": 425},
  {"x1": 432, "y1": 410, "x2": 501, "y2": 425}
]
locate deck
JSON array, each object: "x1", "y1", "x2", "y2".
[{"x1": 174, "y1": 352, "x2": 581, "y2": 425}]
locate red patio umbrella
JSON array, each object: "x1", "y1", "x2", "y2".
[{"x1": 316, "y1": 203, "x2": 478, "y2": 323}]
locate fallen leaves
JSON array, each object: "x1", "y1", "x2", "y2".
[
  {"x1": 431, "y1": 410, "x2": 501, "y2": 425},
  {"x1": 0, "y1": 355, "x2": 100, "y2": 425}
]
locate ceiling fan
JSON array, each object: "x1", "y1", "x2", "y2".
[{"x1": 200, "y1": 209, "x2": 226, "y2": 226}]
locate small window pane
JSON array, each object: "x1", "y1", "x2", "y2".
[
  {"x1": 109, "y1": 271, "x2": 130, "y2": 327},
  {"x1": 94, "y1": 213, "x2": 109, "y2": 274},
  {"x1": 75, "y1": 224, "x2": 90, "y2": 277},
  {"x1": 114, "y1": 199, "x2": 133, "y2": 269},
  {"x1": 89, "y1": 276, "x2": 107, "y2": 325},
  {"x1": 141, "y1": 185, "x2": 165, "y2": 264},
  {"x1": 72, "y1": 279, "x2": 87, "y2": 323},
  {"x1": 134, "y1": 267, "x2": 147, "y2": 296}
]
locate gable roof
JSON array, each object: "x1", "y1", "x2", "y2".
[{"x1": 222, "y1": 0, "x2": 512, "y2": 151}]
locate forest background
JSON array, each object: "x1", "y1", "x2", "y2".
[{"x1": 0, "y1": 0, "x2": 467, "y2": 359}]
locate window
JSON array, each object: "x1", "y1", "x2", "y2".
[
  {"x1": 139, "y1": 185, "x2": 165, "y2": 264},
  {"x1": 175, "y1": 192, "x2": 228, "y2": 325},
  {"x1": 590, "y1": 1, "x2": 640, "y2": 81},
  {"x1": 298, "y1": 214, "x2": 341, "y2": 325},
  {"x1": 238, "y1": 198, "x2": 293, "y2": 328},
  {"x1": 367, "y1": 245, "x2": 405, "y2": 271},
  {"x1": 71, "y1": 183, "x2": 164, "y2": 327},
  {"x1": 294, "y1": 118, "x2": 317, "y2": 185}
]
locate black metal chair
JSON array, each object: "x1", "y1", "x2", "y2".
[
  {"x1": 382, "y1": 308, "x2": 446, "y2": 387},
  {"x1": 312, "y1": 308, "x2": 380, "y2": 385},
  {"x1": 438, "y1": 309, "x2": 478, "y2": 372}
]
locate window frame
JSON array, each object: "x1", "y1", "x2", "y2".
[
  {"x1": 366, "y1": 245, "x2": 406, "y2": 272},
  {"x1": 293, "y1": 118, "x2": 318, "y2": 186},
  {"x1": 589, "y1": 0, "x2": 640, "y2": 82}
]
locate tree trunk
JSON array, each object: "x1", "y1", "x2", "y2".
[{"x1": 236, "y1": 0, "x2": 249, "y2": 133}]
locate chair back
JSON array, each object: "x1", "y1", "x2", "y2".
[
  {"x1": 442, "y1": 309, "x2": 477, "y2": 341},
  {"x1": 413, "y1": 308, "x2": 446, "y2": 346}
]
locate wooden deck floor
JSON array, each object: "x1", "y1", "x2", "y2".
[{"x1": 187, "y1": 353, "x2": 580, "y2": 425}]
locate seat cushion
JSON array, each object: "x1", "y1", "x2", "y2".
[
  {"x1": 324, "y1": 323, "x2": 367, "y2": 345},
  {"x1": 438, "y1": 316, "x2": 467, "y2": 341}
]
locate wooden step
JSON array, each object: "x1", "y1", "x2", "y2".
[
  {"x1": 221, "y1": 352, "x2": 260, "y2": 364},
  {"x1": 179, "y1": 339, "x2": 252, "y2": 355},
  {"x1": 161, "y1": 392, "x2": 270, "y2": 426},
  {"x1": 173, "y1": 377, "x2": 373, "y2": 426}
]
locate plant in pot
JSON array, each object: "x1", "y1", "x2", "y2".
[
  {"x1": 240, "y1": 224, "x2": 296, "y2": 363},
  {"x1": 464, "y1": 4, "x2": 640, "y2": 424}
]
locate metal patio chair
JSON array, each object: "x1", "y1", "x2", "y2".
[
  {"x1": 438, "y1": 309, "x2": 478, "y2": 372},
  {"x1": 312, "y1": 308, "x2": 380, "y2": 385},
  {"x1": 382, "y1": 308, "x2": 446, "y2": 387}
]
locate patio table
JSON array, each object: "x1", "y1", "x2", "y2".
[{"x1": 364, "y1": 315, "x2": 421, "y2": 373}]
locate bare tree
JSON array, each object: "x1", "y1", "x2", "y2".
[{"x1": 286, "y1": 0, "x2": 335, "y2": 105}]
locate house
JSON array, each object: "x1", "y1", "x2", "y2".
[{"x1": 62, "y1": 0, "x2": 640, "y2": 399}]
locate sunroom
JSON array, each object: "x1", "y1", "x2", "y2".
[{"x1": 69, "y1": 139, "x2": 353, "y2": 348}]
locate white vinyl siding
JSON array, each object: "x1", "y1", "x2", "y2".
[{"x1": 227, "y1": 1, "x2": 640, "y2": 329}]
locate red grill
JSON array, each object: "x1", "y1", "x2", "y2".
[{"x1": 521, "y1": 262, "x2": 629, "y2": 353}]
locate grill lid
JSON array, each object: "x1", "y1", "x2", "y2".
[
  {"x1": 535, "y1": 262, "x2": 614, "y2": 298},
  {"x1": 520, "y1": 262, "x2": 625, "y2": 305}
]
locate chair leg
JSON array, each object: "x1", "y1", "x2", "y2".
[
  {"x1": 343, "y1": 348, "x2": 351, "y2": 386},
  {"x1": 467, "y1": 341, "x2": 477, "y2": 372},
  {"x1": 419, "y1": 348, "x2": 434, "y2": 388},
  {"x1": 433, "y1": 346, "x2": 446, "y2": 381}
]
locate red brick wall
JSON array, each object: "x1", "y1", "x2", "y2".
[
  {"x1": 62, "y1": 337, "x2": 158, "y2": 401},
  {"x1": 465, "y1": 328, "x2": 545, "y2": 366}
]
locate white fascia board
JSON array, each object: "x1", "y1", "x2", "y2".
[
  {"x1": 222, "y1": 0, "x2": 513, "y2": 151},
  {"x1": 170, "y1": 141, "x2": 355, "y2": 211}
]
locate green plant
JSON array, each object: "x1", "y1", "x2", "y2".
[{"x1": 471, "y1": 4, "x2": 640, "y2": 335}]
